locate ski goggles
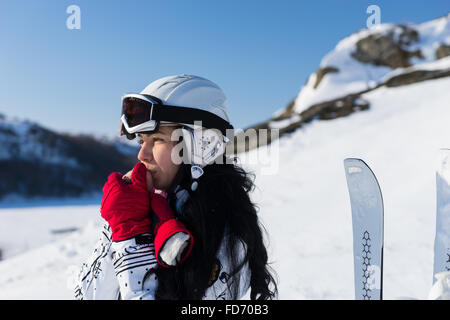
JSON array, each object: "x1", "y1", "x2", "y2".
[{"x1": 120, "y1": 93, "x2": 233, "y2": 139}]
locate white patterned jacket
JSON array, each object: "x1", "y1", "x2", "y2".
[{"x1": 73, "y1": 186, "x2": 250, "y2": 300}]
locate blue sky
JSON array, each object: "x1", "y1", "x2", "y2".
[{"x1": 0, "y1": 1, "x2": 448, "y2": 138}]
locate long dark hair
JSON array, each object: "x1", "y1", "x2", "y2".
[{"x1": 154, "y1": 156, "x2": 277, "y2": 300}]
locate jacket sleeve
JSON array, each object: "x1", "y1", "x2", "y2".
[
  {"x1": 74, "y1": 223, "x2": 159, "y2": 300},
  {"x1": 74, "y1": 223, "x2": 120, "y2": 300},
  {"x1": 110, "y1": 234, "x2": 158, "y2": 300},
  {"x1": 203, "y1": 238, "x2": 251, "y2": 300}
]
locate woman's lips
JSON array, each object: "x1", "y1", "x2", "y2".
[{"x1": 142, "y1": 164, "x2": 156, "y2": 175}]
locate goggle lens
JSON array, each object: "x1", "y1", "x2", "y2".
[{"x1": 122, "y1": 97, "x2": 153, "y2": 127}]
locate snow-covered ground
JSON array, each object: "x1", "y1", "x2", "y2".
[{"x1": 1, "y1": 75, "x2": 449, "y2": 299}]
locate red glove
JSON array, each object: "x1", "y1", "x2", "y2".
[
  {"x1": 151, "y1": 192, "x2": 194, "y2": 267},
  {"x1": 100, "y1": 162, "x2": 151, "y2": 242}
]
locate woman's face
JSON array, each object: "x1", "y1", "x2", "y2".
[{"x1": 137, "y1": 125, "x2": 180, "y2": 192}]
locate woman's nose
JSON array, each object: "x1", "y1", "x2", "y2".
[{"x1": 137, "y1": 141, "x2": 153, "y2": 163}]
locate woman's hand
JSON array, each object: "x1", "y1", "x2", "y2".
[
  {"x1": 151, "y1": 192, "x2": 194, "y2": 267},
  {"x1": 100, "y1": 162, "x2": 152, "y2": 242},
  {"x1": 118, "y1": 163, "x2": 194, "y2": 267},
  {"x1": 123, "y1": 164, "x2": 154, "y2": 192}
]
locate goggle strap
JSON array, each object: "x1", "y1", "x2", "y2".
[{"x1": 149, "y1": 104, "x2": 233, "y2": 135}]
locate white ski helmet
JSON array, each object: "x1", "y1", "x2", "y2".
[
  {"x1": 120, "y1": 74, "x2": 234, "y2": 190},
  {"x1": 140, "y1": 74, "x2": 231, "y2": 124}
]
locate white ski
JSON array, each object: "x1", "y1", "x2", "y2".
[
  {"x1": 344, "y1": 158, "x2": 384, "y2": 300},
  {"x1": 433, "y1": 149, "x2": 450, "y2": 284}
]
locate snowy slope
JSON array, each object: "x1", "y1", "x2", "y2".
[
  {"x1": 247, "y1": 76, "x2": 450, "y2": 299},
  {"x1": 0, "y1": 196, "x2": 102, "y2": 259},
  {"x1": 0, "y1": 218, "x2": 103, "y2": 299}
]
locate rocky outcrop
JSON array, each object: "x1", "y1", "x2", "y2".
[
  {"x1": 351, "y1": 25, "x2": 423, "y2": 68},
  {"x1": 300, "y1": 95, "x2": 369, "y2": 121},
  {"x1": 236, "y1": 63, "x2": 450, "y2": 153},
  {"x1": 384, "y1": 68, "x2": 450, "y2": 87},
  {"x1": 436, "y1": 44, "x2": 450, "y2": 59},
  {"x1": 232, "y1": 93, "x2": 370, "y2": 153},
  {"x1": 314, "y1": 66, "x2": 339, "y2": 89},
  {"x1": 271, "y1": 98, "x2": 296, "y2": 122}
]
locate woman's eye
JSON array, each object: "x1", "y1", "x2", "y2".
[{"x1": 137, "y1": 137, "x2": 163, "y2": 146}]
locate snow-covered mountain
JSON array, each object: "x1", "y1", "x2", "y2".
[
  {"x1": 241, "y1": 13, "x2": 450, "y2": 147},
  {"x1": 289, "y1": 14, "x2": 450, "y2": 115},
  {"x1": 0, "y1": 14, "x2": 449, "y2": 299},
  {"x1": 0, "y1": 115, "x2": 139, "y2": 200}
]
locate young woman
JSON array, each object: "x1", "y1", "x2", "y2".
[{"x1": 74, "y1": 74, "x2": 277, "y2": 300}]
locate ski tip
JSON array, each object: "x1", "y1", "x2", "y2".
[
  {"x1": 344, "y1": 158, "x2": 367, "y2": 174},
  {"x1": 344, "y1": 158, "x2": 369, "y2": 173},
  {"x1": 344, "y1": 158, "x2": 362, "y2": 163}
]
